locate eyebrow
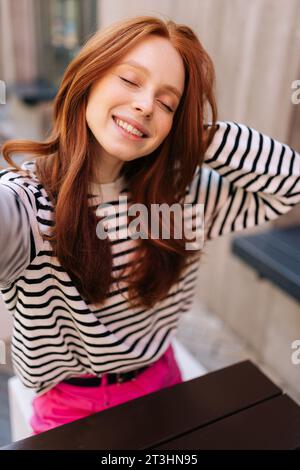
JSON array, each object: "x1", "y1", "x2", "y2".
[{"x1": 118, "y1": 60, "x2": 182, "y2": 100}]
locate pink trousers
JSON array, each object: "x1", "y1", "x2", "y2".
[{"x1": 30, "y1": 344, "x2": 183, "y2": 435}]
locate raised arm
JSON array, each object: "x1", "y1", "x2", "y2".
[
  {"x1": 190, "y1": 121, "x2": 300, "y2": 240},
  {"x1": 0, "y1": 185, "x2": 31, "y2": 288}
]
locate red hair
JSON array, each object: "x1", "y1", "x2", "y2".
[{"x1": 1, "y1": 16, "x2": 218, "y2": 308}]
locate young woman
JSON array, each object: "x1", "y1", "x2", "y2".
[{"x1": 0, "y1": 16, "x2": 299, "y2": 436}]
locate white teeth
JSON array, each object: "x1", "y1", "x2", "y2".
[{"x1": 114, "y1": 118, "x2": 144, "y2": 137}]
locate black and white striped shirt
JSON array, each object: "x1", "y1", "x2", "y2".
[{"x1": 0, "y1": 121, "x2": 299, "y2": 396}]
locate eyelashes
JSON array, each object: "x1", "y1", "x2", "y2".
[
  {"x1": 120, "y1": 77, "x2": 137, "y2": 86},
  {"x1": 119, "y1": 77, "x2": 174, "y2": 113}
]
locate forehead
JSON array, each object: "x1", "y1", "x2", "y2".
[{"x1": 115, "y1": 36, "x2": 185, "y2": 96}]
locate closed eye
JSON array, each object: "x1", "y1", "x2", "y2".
[
  {"x1": 120, "y1": 77, "x2": 137, "y2": 86},
  {"x1": 119, "y1": 77, "x2": 174, "y2": 113}
]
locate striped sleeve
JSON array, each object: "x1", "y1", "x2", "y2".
[
  {"x1": 193, "y1": 121, "x2": 300, "y2": 240},
  {"x1": 0, "y1": 185, "x2": 31, "y2": 288}
]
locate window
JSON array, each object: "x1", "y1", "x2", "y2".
[{"x1": 34, "y1": 0, "x2": 98, "y2": 88}]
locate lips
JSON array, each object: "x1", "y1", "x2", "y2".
[{"x1": 112, "y1": 115, "x2": 149, "y2": 137}]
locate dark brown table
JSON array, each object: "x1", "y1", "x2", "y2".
[{"x1": 2, "y1": 360, "x2": 300, "y2": 450}]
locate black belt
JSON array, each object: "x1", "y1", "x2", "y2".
[{"x1": 62, "y1": 365, "x2": 149, "y2": 387}]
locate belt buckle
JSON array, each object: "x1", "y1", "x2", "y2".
[
  {"x1": 116, "y1": 372, "x2": 125, "y2": 385},
  {"x1": 116, "y1": 369, "x2": 138, "y2": 385}
]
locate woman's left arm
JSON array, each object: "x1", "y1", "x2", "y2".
[{"x1": 192, "y1": 121, "x2": 300, "y2": 240}]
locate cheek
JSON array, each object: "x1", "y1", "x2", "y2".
[
  {"x1": 85, "y1": 99, "x2": 98, "y2": 128},
  {"x1": 157, "y1": 120, "x2": 173, "y2": 141},
  {"x1": 86, "y1": 97, "x2": 106, "y2": 131},
  {"x1": 146, "y1": 122, "x2": 172, "y2": 153}
]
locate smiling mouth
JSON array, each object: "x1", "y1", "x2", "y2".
[{"x1": 112, "y1": 116, "x2": 148, "y2": 138}]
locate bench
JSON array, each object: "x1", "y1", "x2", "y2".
[{"x1": 231, "y1": 226, "x2": 300, "y2": 302}]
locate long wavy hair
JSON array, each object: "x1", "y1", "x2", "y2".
[{"x1": 1, "y1": 16, "x2": 218, "y2": 309}]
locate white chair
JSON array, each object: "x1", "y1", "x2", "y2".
[
  {"x1": 8, "y1": 338, "x2": 207, "y2": 441},
  {"x1": 8, "y1": 375, "x2": 35, "y2": 442},
  {"x1": 171, "y1": 337, "x2": 207, "y2": 380}
]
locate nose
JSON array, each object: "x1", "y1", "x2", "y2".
[{"x1": 132, "y1": 95, "x2": 154, "y2": 117}]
